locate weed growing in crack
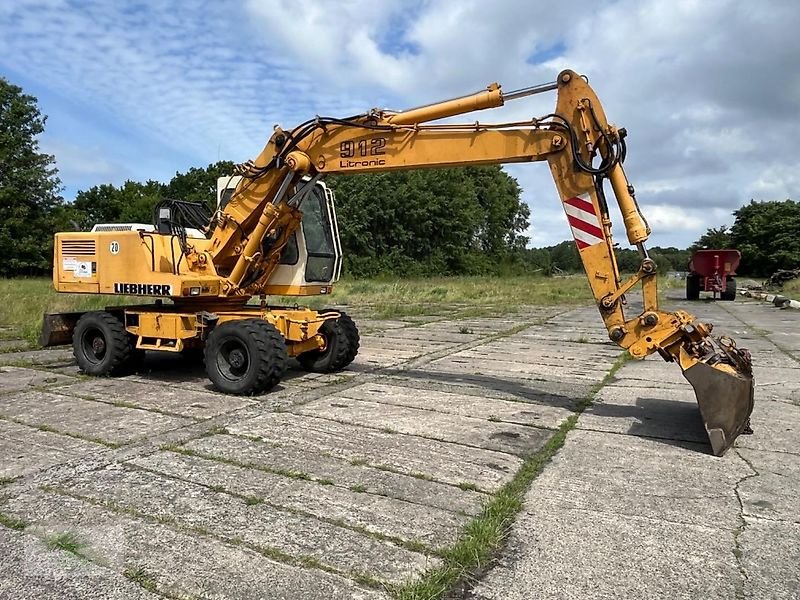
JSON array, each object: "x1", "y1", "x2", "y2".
[
  {"x1": 0, "y1": 511, "x2": 26, "y2": 530},
  {"x1": 389, "y1": 350, "x2": 631, "y2": 599},
  {"x1": 457, "y1": 482, "x2": 481, "y2": 492},
  {"x1": 124, "y1": 566, "x2": 158, "y2": 592},
  {"x1": 45, "y1": 531, "x2": 86, "y2": 556}
]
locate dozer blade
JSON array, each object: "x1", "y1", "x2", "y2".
[{"x1": 682, "y1": 357, "x2": 754, "y2": 456}]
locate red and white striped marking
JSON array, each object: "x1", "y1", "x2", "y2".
[{"x1": 563, "y1": 193, "x2": 604, "y2": 249}]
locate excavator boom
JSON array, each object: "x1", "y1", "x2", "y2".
[
  {"x1": 214, "y1": 70, "x2": 754, "y2": 455},
  {"x1": 50, "y1": 69, "x2": 753, "y2": 455}
]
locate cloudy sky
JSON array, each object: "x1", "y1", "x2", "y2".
[{"x1": 1, "y1": 0, "x2": 797, "y2": 248}]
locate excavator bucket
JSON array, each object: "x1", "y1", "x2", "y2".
[{"x1": 679, "y1": 338, "x2": 754, "y2": 456}]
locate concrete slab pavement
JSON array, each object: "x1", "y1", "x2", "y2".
[
  {"x1": 472, "y1": 293, "x2": 800, "y2": 600},
  {"x1": 1, "y1": 296, "x2": 797, "y2": 598},
  {"x1": 2, "y1": 306, "x2": 618, "y2": 598}
]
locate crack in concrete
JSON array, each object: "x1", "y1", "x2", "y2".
[{"x1": 732, "y1": 449, "x2": 760, "y2": 599}]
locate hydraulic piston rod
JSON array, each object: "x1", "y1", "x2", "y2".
[{"x1": 503, "y1": 80, "x2": 559, "y2": 101}]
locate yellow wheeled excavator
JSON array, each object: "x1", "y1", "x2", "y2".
[{"x1": 44, "y1": 69, "x2": 754, "y2": 456}]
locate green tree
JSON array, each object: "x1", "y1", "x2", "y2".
[
  {"x1": 71, "y1": 183, "x2": 124, "y2": 228},
  {"x1": 327, "y1": 166, "x2": 528, "y2": 276},
  {"x1": 651, "y1": 246, "x2": 691, "y2": 272},
  {"x1": 71, "y1": 161, "x2": 236, "y2": 231},
  {"x1": 467, "y1": 166, "x2": 528, "y2": 253},
  {"x1": 166, "y1": 160, "x2": 235, "y2": 209},
  {"x1": 0, "y1": 78, "x2": 63, "y2": 275},
  {"x1": 691, "y1": 226, "x2": 732, "y2": 251},
  {"x1": 614, "y1": 247, "x2": 641, "y2": 273},
  {"x1": 547, "y1": 240, "x2": 582, "y2": 272},
  {"x1": 729, "y1": 200, "x2": 800, "y2": 275}
]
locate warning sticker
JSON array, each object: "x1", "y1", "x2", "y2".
[
  {"x1": 74, "y1": 261, "x2": 93, "y2": 278},
  {"x1": 62, "y1": 257, "x2": 78, "y2": 272}
]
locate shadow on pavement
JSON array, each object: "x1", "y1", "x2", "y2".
[
  {"x1": 590, "y1": 395, "x2": 713, "y2": 453},
  {"x1": 385, "y1": 366, "x2": 589, "y2": 412}
]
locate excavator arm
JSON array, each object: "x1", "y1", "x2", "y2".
[{"x1": 208, "y1": 69, "x2": 754, "y2": 455}]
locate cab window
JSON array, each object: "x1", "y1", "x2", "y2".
[{"x1": 302, "y1": 188, "x2": 336, "y2": 282}]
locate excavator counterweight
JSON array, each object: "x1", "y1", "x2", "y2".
[{"x1": 48, "y1": 69, "x2": 755, "y2": 455}]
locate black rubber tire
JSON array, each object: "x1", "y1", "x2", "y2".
[
  {"x1": 721, "y1": 277, "x2": 736, "y2": 301},
  {"x1": 73, "y1": 311, "x2": 138, "y2": 376},
  {"x1": 686, "y1": 274, "x2": 700, "y2": 300},
  {"x1": 205, "y1": 319, "x2": 287, "y2": 395},
  {"x1": 298, "y1": 313, "x2": 359, "y2": 373},
  {"x1": 338, "y1": 313, "x2": 360, "y2": 367}
]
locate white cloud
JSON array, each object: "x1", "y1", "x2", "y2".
[
  {"x1": 642, "y1": 205, "x2": 726, "y2": 232},
  {"x1": 41, "y1": 138, "x2": 130, "y2": 184}
]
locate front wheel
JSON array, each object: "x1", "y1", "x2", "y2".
[
  {"x1": 205, "y1": 319, "x2": 288, "y2": 395},
  {"x1": 298, "y1": 313, "x2": 360, "y2": 373}
]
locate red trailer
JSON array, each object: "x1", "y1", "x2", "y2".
[{"x1": 686, "y1": 249, "x2": 741, "y2": 301}]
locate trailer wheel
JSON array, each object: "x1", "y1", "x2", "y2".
[
  {"x1": 686, "y1": 274, "x2": 700, "y2": 301},
  {"x1": 721, "y1": 277, "x2": 737, "y2": 301},
  {"x1": 205, "y1": 319, "x2": 287, "y2": 395},
  {"x1": 73, "y1": 311, "x2": 140, "y2": 376},
  {"x1": 298, "y1": 313, "x2": 358, "y2": 373}
]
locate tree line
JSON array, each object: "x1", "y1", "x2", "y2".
[
  {"x1": 2, "y1": 76, "x2": 797, "y2": 278},
  {"x1": 692, "y1": 200, "x2": 800, "y2": 276}
]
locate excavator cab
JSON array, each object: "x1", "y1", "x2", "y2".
[{"x1": 216, "y1": 176, "x2": 343, "y2": 293}]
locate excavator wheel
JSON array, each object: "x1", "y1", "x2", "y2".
[
  {"x1": 205, "y1": 319, "x2": 287, "y2": 395},
  {"x1": 338, "y1": 313, "x2": 360, "y2": 367},
  {"x1": 721, "y1": 277, "x2": 737, "y2": 301},
  {"x1": 298, "y1": 313, "x2": 359, "y2": 373},
  {"x1": 73, "y1": 311, "x2": 143, "y2": 376}
]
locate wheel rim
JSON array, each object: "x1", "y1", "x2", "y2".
[
  {"x1": 81, "y1": 327, "x2": 107, "y2": 365},
  {"x1": 216, "y1": 338, "x2": 250, "y2": 381}
]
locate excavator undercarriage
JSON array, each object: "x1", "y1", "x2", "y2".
[{"x1": 45, "y1": 69, "x2": 754, "y2": 456}]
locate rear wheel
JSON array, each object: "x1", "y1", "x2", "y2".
[
  {"x1": 721, "y1": 277, "x2": 737, "y2": 301},
  {"x1": 686, "y1": 274, "x2": 700, "y2": 300},
  {"x1": 73, "y1": 311, "x2": 141, "y2": 376},
  {"x1": 338, "y1": 313, "x2": 360, "y2": 367},
  {"x1": 298, "y1": 313, "x2": 359, "y2": 373},
  {"x1": 205, "y1": 319, "x2": 287, "y2": 395}
]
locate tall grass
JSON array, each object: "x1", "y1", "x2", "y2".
[
  {"x1": 0, "y1": 275, "x2": 594, "y2": 346},
  {"x1": 0, "y1": 279, "x2": 136, "y2": 345},
  {"x1": 784, "y1": 278, "x2": 800, "y2": 296},
  {"x1": 273, "y1": 275, "x2": 594, "y2": 318}
]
